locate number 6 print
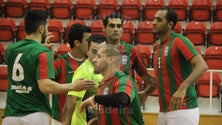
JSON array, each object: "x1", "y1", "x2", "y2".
[{"x1": 12, "y1": 53, "x2": 24, "y2": 81}]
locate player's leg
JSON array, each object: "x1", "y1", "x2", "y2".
[
  {"x1": 2, "y1": 116, "x2": 21, "y2": 125},
  {"x1": 157, "y1": 112, "x2": 167, "y2": 125},
  {"x1": 22, "y1": 112, "x2": 51, "y2": 125},
  {"x1": 51, "y1": 118, "x2": 62, "y2": 125},
  {"x1": 167, "y1": 108, "x2": 199, "y2": 125}
]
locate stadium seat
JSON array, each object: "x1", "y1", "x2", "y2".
[
  {"x1": 168, "y1": 0, "x2": 188, "y2": 21},
  {"x1": 90, "y1": 20, "x2": 105, "y2": 36},
  {"x1": 48, "y1": 19, "x2": 63, "y2": 43},
  {"x1": 208, "y1": 22, "x2": 222, "y2": 46},
  {"x1": 184, "y1": 21, "x2": 206, "y2": 46},
  {"x1": 0, "y1": 65, "x2": 8, "y2": 91},
  {"x1": 121, "y1": 0, "x2": 142, "y2": 20},
  {"x1": 64, "y1": 20, "x2": 86, "y2": 42},
  {"x1": 75, "y1": 0, "x2": 96, "y2": 19},
  {"x1": 135, "y1": 21, "x2": 155, "y2": 45},
  {"x1": 196, "y1": 72, "x2": 221, "y2": 98},
  {"x1": 135, "y1": 45, "x2": 152, "y2": 67},
  {"x1": 0, "y1": 18, "x2": 16, "y2": 42},
  {"x1": 120, "y1": 21, "x2": 134, "y2": 44},
  {"x1": 204, "y1": 46, "x2": 222, "y2": 70},
  {"x1": 29, "y1": 0, "x2": 50, "y2": 13},
  {"x1": 0, "y1": 0, "x2": 5, "y2": 17},
  {"x1": 214, "y1": 0, "x2": 222, "y2": 21},
  {"x1": 144, "y1": 0, "x2": 165, "y2": 21},
  {"x1": 5, "y1": 0, "x2": 27, "y2": 18},
  {"x1": 0, "y1": 43, "x2": 5, "y2": 64},
  {"x1": 190, "y1": 0, "x2": 212, "y2": 21},
  {"x1": 51, "y1": 0, "x2": 73, "y2": 19},
  {"x1": 97, "y1": 0, "x2": 119, "y2": 19},
  {"x1": 173, "y1": 22, "x2": 183, "y2": 34},
  {"x1": 17, "y1": 19, "x2": 26, "y2": 41},
  {"x1": 56, "y1": 43, "x2": 71, "y2": 55}
]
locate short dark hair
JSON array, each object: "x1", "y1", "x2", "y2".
[
  {"x1": 24, "y1": 10, "x2": 48, "y2": 35},
  {"x1": 68, "y1": 23, "x2": 91, "y2": 48},
  {"x1": 87, "y1": 34, "x2": 106, "y2": 49},
  {"x1": 103, "y1": 12, "x2": 123, "y2": 28},
  {"x1": 160, "y1": 7, "x2": 178, "y2": 29}
]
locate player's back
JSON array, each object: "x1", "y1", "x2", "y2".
[
  {"x1": 5, "y1": 39, "x2": 50, "y2": 82},
  {"x1": 3, "y1": 39, "x2": 52, "y2": 117}
]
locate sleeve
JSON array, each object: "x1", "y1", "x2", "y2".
[
  {"x1": 114, "y1": 77, "x2": 135, "y2": 103},
  {"x1": 131, "y1": 47, "x2": 148, "y2": 76},
  {"x1": 94, "y1": 92, "x2": 130, "y2": 107},
  {"x1": 37, "y1": 51, "x2": 55, "y2": 80},
  {"x1": 175, "y1": 37, "x2": 199, "y2": 61}
]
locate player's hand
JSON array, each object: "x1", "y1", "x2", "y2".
[
  {"x1": 79, "y1": 95, "x2": 96, "y2": 113},
  {"x1": 72, "y1": 79, "x2": 95, "y2": 91},
  {"x1": 169, "y1": 84, "x2": 187, "y2": 111},
  {"x1": 87, "y1": 117, "x2": 98, "y2": 125},
  {"x1": 42, "y1": 32, "x2": 55, "y2": 50},
  {"x1": 138, "y1": 91, "x2": 148, "y2": 106},
  {"x1": 45, "y1": 32, "x2": 54, "y2": 44}
]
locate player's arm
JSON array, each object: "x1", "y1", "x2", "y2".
[
  {"x1": 37, "y1": 52, "x2": 95, "y2": 94},
  {"x1": 141, "y1": 74, "x2": 156, "y2": 95},
  {"x1": 177, "y1": 39, "x2": 208, "y2": 89},
  {"x1": 132, "y1": 48, "x2": 156, "y2": 94},
  {"x1": 95, "y1": 77, "x2": 134, "y2": 107},
  {"x1": 171, "y1": 55, "x2": 208, "y2": 109},
  {"x1": 88, "y1": 117, "x2": 98, "y2": 125},
  {"x1": 80, "y1": 78, "x2": 134, "y2": 112},
  {"x1": 170, "y1": 39, "x2": 208, "y2": 110},
  {"x1": 173, "y1": 39, "x2": 208, "y2": 95},
  {"x1": 38, "y1": 79, "x2": 94, "y2": 94},
  {"x1": 137, "y1": 74, "x2": 156, "y2": 105},
  {"x1": 79, "y1": 93, "x2": 130, "y2": 113},
  {"x1": 132, "y1": 47, "x2": 156, "y2": 105},
  {"x1": 95, "y1": 92, "x2": 130, "y2": 107},
  {"x1": 62, "y1": 95, "x2": 77, "y2": 125},
  {"x1": 183, "y1": 55, "x2": 208, "y2": 87}
]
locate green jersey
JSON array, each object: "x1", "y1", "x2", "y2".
[
  {"x1": 2, "y1": 39, "x2": 54, "y2": 117},
  {"x1": 97, "y1": 71, "x2": 144, "y2": 125},
  {"x1": 153, "y1": 32, "x2": 199, "y2": 112}
]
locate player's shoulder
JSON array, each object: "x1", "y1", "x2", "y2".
[
  {"x1": 121, "y1": 41, "x2": 133, "y2": 47},
  {"x1": 120, "y1": 41, "x2": 135, "y2": 52},
  {"x1": 115, "y1": 71, "x2": 131, "y2": 79}
]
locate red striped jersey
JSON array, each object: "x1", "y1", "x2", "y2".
[
  {"x1": 119, "y1": 41, "x2": 148, "y2": 78},
  {"x1": 96, "y1": 71, "x2": 144, "y2": 125},
  {"x1": 52, "y1": 53, "x2": 84, "y2": 121},
  {"x1": 3, "y1": 39, "x2": 54, "y2": 117},
  {"x1": 153, "y1": 32, "x2": 199, "y2": 112}
]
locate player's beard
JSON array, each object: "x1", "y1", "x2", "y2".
[{"x1": 94, "y1": 60, "x2": 107, "y2": 74}]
